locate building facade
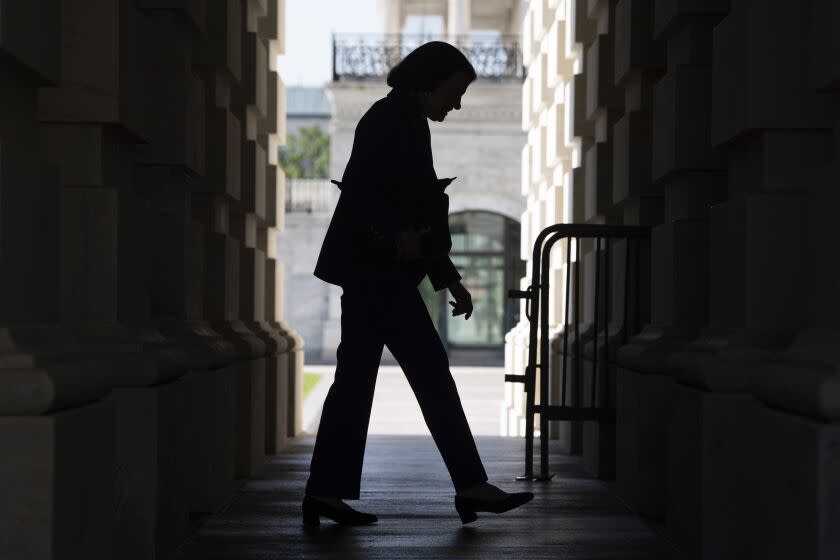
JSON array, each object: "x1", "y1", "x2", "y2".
[
  {"x1": 284, "y1": 85, "x2": 332, "y2": 136},
  {"x1": 295, "y1": 0, "x2": 529, "y2": 365}
]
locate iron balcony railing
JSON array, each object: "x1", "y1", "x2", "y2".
[
  {"x1": 285, "y1": 179, "x2": 339, "y2": 213},
  {"x1": 332, "y1": 33, "x2": 525, "y2": 82},
  {"x1": 507, "y1": 224, "x2": 651, "y2": 481}
]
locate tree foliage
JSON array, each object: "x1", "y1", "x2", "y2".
[{"x1": 278, "y1": 125, "x2": 330, "y2": 179}]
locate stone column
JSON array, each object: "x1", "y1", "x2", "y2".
[
  {"x1": 509, "y1": 0, "x2": 582, "y2": 446},
  {"x1": 0, "y1": 5, "x2": 115, "y2": 559},
  {"x1": 380, "y1": 0, "x2": 403, "y2": 34},
  {"x1": 254, "y1": 5, "x2": 304, "y2": 442},
  {"x1": 505, "y1": 0, "x2": 550, "y2": 440},
  {"x1": 613, "y1": 0, "x2": 730, "y2": 518},
  {"x1": 270, "y1": 259, "x2": 306, "y2": 439},
  {"x1": 573, "y1": 0, "x2": 627, "y2": 479},
  {"x1": 50, "y1": 3, "x2": 237, "y2": 556},
  {"x1": 702, "y1": 2, "x2": 837, "y2": 559},
  {"x1": 612, "y1": 0, "x2": 664, "y2": 228},
  {"x1": 39, "y1": 2, "x2": 186, "y2": 558},
  {"x1": 190, "y1": 0, "x2": 271, "y2": 484},
  {"x1": 254, "y1": 0, "x2": 294, "y2": 455},
  {"x1": 447, "y1": 0, "x2": 472, "y2": 44},
  {"x1": 543, "y1": 1, "x2": 578, "y2": 452},
  {"x1": 1, "y1": 1, "x2": 294, "y2": 558}
]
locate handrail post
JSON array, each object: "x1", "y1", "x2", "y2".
[
  {"x1": 604, "y1": 238, "x2": 611, "y2": 408},
  {"x1": 561, "y1": 237, "x2": 571, "y2": 408},
  {"x1": 332, "y1": 33, "x2": 338, "y2": 82},
  {"x1": 592, "y1": 236, "x2": 600, "y2": 409}
]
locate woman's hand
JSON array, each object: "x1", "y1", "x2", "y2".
[
  {"x1": 448, "y1": 281, "x2": 473, "y2": 320},
  {"x1": 395, "y1": 226, "x2": 431, "y2": 261}
]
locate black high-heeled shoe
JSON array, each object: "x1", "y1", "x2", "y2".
[
  {"x1": 302, "y1": 495, "x2": 378, "y2": 526},
  {"x1": 453, "y1": 490, "x2": 534, "y2": 524}
]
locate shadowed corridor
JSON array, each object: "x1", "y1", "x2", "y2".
[{"x1": 176, "y1": 434, "x2": 680, "y2": 559}]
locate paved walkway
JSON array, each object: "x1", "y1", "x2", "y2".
[
  {"x1": 176, "y1": 434, "x2": 680, "y2": 559},
  {"x1": 302, "y1": 365, "x2": 508, "y2": 436}
]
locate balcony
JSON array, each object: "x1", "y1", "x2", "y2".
[{"x1": 332, "y1": 33, "x2": 526, "y2": 82}]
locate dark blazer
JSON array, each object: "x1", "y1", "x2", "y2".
[{"x1": 313, "y1": 87, "x2": 462, "y2": 292}]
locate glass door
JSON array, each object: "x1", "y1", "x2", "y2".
[
  {"x1": 445, "y1": 254, "x2": 506, "y2": 345},
  {"x1": 419, "y1": 211, "x2": 525, "y2": 354}
]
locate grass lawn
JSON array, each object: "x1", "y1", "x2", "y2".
[{"x1": 303, "y1": 371, "x2": 324, "y2": 400}]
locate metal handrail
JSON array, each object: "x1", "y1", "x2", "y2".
[{"x1": 507, "y1": 223, "x2": 651, "y2": 481}]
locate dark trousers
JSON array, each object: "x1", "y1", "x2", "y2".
[{"x1": 304, "y1": 275, "x2": 488, "y2": 499}]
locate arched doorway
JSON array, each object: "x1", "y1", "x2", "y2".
[{"x1": 418, "y1": 211, "x2": 525, "y2": 365}]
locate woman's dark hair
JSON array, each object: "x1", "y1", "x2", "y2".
[{"x1": 386, "y1": 41, "x2": 477, "y2": 92}]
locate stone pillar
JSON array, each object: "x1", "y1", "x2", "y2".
[
  {"x1": 702, "y1": 2, "x2": 837, "y2": 559},
  {"x1": 510, "y1": 0, "x2": 590, "y2": 449},
  {"x1": 638, "y1": 1, "x2": 838, "y2": 559},
  {"x1": 0, "y1": 6, "x2": 61, "y2": 328},
  {"x1": 255, "y1": 0, "x2": 293, "y2": 455},
  {"x1": 380, "y1": 0, "x2": 403, "y2": 34},
  {"x1": 613, "y1": 0, "x2": 730, "y2": 518},
  {"x1": 504, "y1": 0, "x2": 564, "y2": 442},
  {"x1": 572, "y1": 0, "x2": 628, "y2": 479},
  {"x1": 231, "y1": 0, "x2": 279, "y2": 479},
  {"x1": 126, "y1": 5, "x2": 238, "y2": 536},
  {"x1": 612, "y1": 0, "x2": 663, "y2": 227},
  {"x1": 0, "y1": 2, "x2": 121, "y2": 558},
  {"x1": 1, "y1": 2, "x2": 128, "y2": 558},
  {"x1": 270, "y1": 282, "x2": 305, "y2": 438},
  {"x1": 1, "y1": 1, "x2": 293, "y2": 558},
  {"x1": 190, "y1": 0, "x2": 270, "y2": 484},
  {"x1": 272, "y1": 261, "x2": 305, "y2": 441},
  {"x1": 45, "y1": 3, "x2": 232, "y2": 557},
  {"x1": 447, "y1": 0, "x2": 472, "y2": 44}
]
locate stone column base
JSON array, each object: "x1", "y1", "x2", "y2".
[
  {"x1": 109, "y1": 376, "x2": 192, "y2": 559},
  {"x1": 615, "y1": 367, "x2": 673, "y2": 517},
  {"x1": 185, "y1": 367, "x2": 239, "y2": 514},
  {"x1": 666, "y1": 383, "x2": 756, "y2": 560},
  {"x1": 748, "y1": 404, "x2": 840, "y2": 560},
  {"x1": 0, "y1": 400, "x2": 114, "y2": 560}
]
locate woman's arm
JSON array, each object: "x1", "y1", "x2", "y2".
[
  {"x1": 419, "y1": 191, "x2": 461, "y2": 291},
  {"x1": 426, "y1": 254, "x2": 462, "y2": 291}
]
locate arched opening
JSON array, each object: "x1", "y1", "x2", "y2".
[{"x1": 418, "y1": 210, "x2": 525, "y2": 365}]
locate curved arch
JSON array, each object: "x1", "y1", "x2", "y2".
[
  {"x1": 449, "y1": 208, "x2": 512, "y2": 221},
  {"x1": 419, "y1": 210, "x2": 526, "y2": 364},
  {"x1": 447, "y1": 192, "x2": 525, "y2": 223}
]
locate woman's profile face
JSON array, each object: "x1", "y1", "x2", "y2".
[{"x1": 420, "y1": 70, "x2": 473, "y2": 122}]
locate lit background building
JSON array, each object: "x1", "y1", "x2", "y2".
[{"x1": 280, "y1": 0, "x2": 528, "y2": 366}]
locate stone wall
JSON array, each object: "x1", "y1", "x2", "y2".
[
  {"x1": 0, "y1": 1, "x2": 304, "y2": 558},
  {"x1": 514, "y1": 0, "x2": 840, "y2": 558}
]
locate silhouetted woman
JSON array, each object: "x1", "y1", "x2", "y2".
[{"x1": 302, "y1": 41, "x2": 533, "y2": 526}]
